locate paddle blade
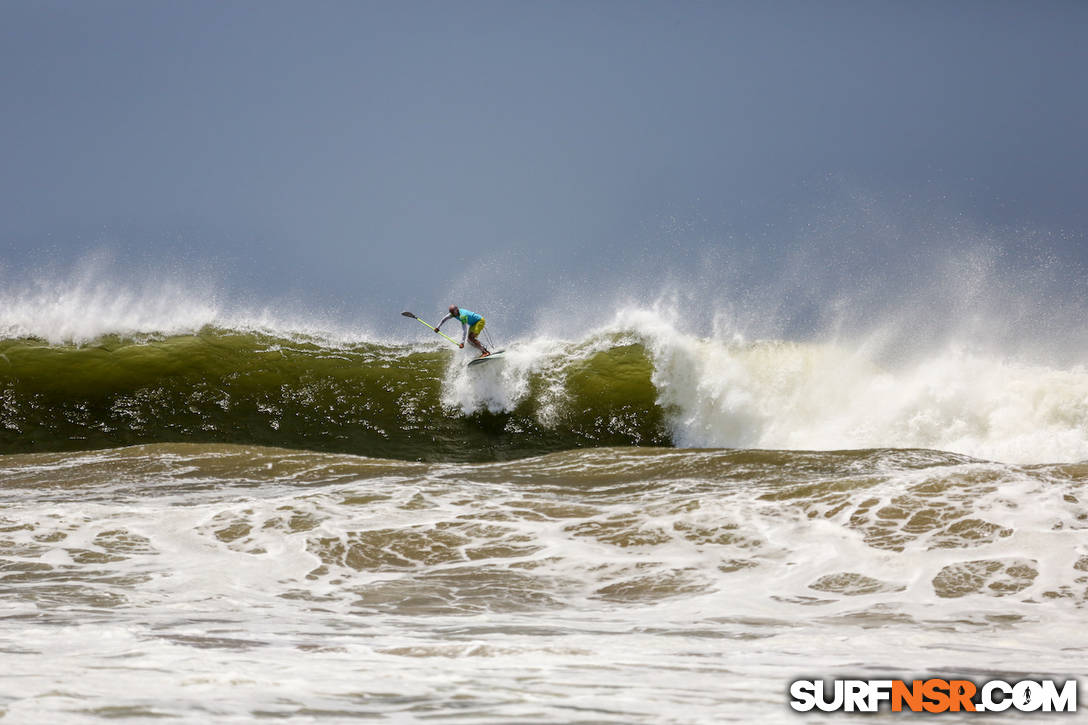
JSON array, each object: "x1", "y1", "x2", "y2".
[{"x1": 401, "y1": 311, "x2": 417, "y2": 319}]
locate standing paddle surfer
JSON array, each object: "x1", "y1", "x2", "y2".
[{"x1": 435, "y1": 305, "x2": 491, "y2": 357}]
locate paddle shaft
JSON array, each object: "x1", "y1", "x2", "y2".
[{"x1": 410, "y1": 314, "x2": 461, "y2": 347}]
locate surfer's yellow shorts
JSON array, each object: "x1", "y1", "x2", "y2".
[{"x1": 469, "y1": 318, "x2": 485, "y2": 336}]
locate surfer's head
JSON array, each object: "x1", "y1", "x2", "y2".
[{"x1": 449, "y1": 305, "x2": 459, "y2": 316}]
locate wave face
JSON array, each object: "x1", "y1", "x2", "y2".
[
  {"x1": 0, "y1": 328, "x2": 669, "y2": 461},
  {"x1": 2, "y1": 311, "x2": 1088, "y2": 464}
]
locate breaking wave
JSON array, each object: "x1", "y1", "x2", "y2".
[{"x1": 0, "y1": 305, "x2": 1086, "y2": 464}]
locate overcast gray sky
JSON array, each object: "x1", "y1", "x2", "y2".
[{"x1": 2, "y1": 0, "x2": 1086, "y2": 336}]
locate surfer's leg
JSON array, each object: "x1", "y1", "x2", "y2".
[
  {"x1": 469, "y1": 320, "x2": 489, "y2": 355},
  {"x1": 468, "y1": 334, "x2": 489, "y2": 355}
]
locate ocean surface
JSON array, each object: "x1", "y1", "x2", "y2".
[{"x1": 2, "y1": 309, "x2": 1088, "y2": 722}]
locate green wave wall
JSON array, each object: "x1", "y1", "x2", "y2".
[{"x1": 0, "y1": 329, "x2": 670, "y2": 461}]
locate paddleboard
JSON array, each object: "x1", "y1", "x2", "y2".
[{"x1": 467, "y1": 350, "x2": 506, "y2": 367}]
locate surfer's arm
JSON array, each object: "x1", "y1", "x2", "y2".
[
  {"x1": 434, "y1": 313, "x2": 454, "y2": 332},
  {"x1": 434, "y1": 314, "x2": 467, "y2": 346}
]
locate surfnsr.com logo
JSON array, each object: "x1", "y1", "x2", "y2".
[{"x1": 789, "y1": 679, "x2": 1077, "y2": 713}]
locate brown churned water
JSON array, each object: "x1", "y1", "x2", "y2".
[{"x1": 1, "y1": 444, "x2": 1085, "y2": 722}]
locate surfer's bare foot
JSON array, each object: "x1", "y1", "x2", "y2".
[{"x1": 481, "y1": 351, "x2": 491, "y2": 357}]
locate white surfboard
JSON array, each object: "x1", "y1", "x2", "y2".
[{"x1": 467, "y1": 350, "x2": 506, "y2": 367}]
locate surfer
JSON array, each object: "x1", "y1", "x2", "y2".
[{"x1": 435, "y1": 305, "x2": 491, "y2": 357}]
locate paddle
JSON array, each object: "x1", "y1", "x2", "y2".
[{"x1": 401, "y1": 311, "x2": 461, "y2": 347}]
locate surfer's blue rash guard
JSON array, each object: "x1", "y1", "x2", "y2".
[
  {"x1": 436, "y1": 308, "x2": 483, "y2": 344},
  {"x1": 458, "y1": 309, "x2": 483, "y2": 327}
]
